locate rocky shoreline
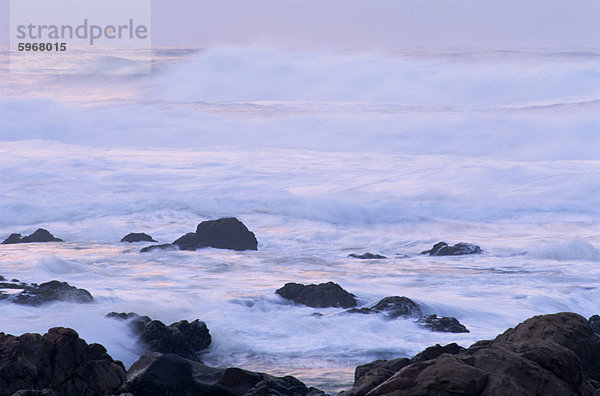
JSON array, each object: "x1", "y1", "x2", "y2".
[
  {"x1": 1, "y1": 312, "x2": 600, "y2": 395},
  {"x1": 3, "y1": 220, "x2": 598, "y2": 394}
]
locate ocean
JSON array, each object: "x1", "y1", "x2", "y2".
[{"x1": 1, "y1": 47, "x2": 599, "y2": 393}]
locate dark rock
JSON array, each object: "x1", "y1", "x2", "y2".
[
  {"x1": 2, "y1": 229, "x2": 63, "y2": 244},
  {"x1": 0, "y1": 280, "x2": 93, "y2": 306},
  {"x1": 195, "y1": 217, "x2": 258, "y2": 251},
  {"x1": 371, "y1": 296, "x2": 423, "y2": 319},
  {"x1": 411, "y1": 343, "x2": 464, "y2": 362},
  {"x1": 21, "y1": 229, "x2": 64, "y2": 243},
  {"x1": 589, "y1": 315, "x2": 600, "y2": 334},
  {"x1": 341, "y1": 312, "x2": 599, "y2": 396},
  {"x1": 106, "y1": 312, "x2": 211, "y2": 360},
  {"x1": 276, "y1": 282, "x2": 358, "y2": 308},
  {"x1": 0, "y1": 279, "x2": 25, "y2": 291},
  {"x1": 0, "y1": 327, "x2": 125, "y2": 396},
  {"x1": 106, "y1": 312, "x2": 152, "y2": 335},
  {"x1": 121, "y1": 232, "x2": 157, "y2": 243},
  {"x1": 367, "y1": 354, "x2": 490, "y2": 396},
  {"x1": 340, "y1": 358, "x2": 411, "y2": 396},
  {"x1": 348, "y1": 253, "x2": 387, "y2": 259},
  {"x1": 420, "y1": 241, "x2": 481, "y2": 256},
  {"x1": 1, "y1": 233, "x2": 23, "y2": 244},
  {"x1": 140, "y1": 243, "x2": 176, "y2": 253},
  {"x1": 345, "y1": 307, "x2": 377, "y2": 315},
  {"x1": 140, "y1": 320, "x2": 211, "y2": 360},
  {"x1": 141, "y1": 217, "x2": 258, "y2": 252},
  {"x1": 416, "y1": 314, "x2": 470, "y2": 333},
  {"x1": 121, "y1": 352, "x2": 322, "y2": 396},
  {"x1": 494, "y1": 312, "x2": 600, "y2": 384},
  {"x1": 10, "y1": 390, "x2": 57, "y2": 396},
  {"x1": 172, "y1": 232, "x2": 207, "y2": 251}
]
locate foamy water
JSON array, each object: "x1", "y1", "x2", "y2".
[{"x1": 1, "y1": 47, "x2": 599, "y2": 393}]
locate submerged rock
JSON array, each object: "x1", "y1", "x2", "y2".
[
  {"x1": 344, "y1": 296, "x2": 466, "y2": 332},
  {"x1": 172, "y1": 232, "x2": 207, "y2": 251},
  {"x1": 1, "y1": 229, "x2": 63, "y2": 244},
  {"x1": 347, "y1": 296, "x2": 423, "y2": 318},
  {"x1": 121, "y1": 232, "x2": 157, "y2": 243},
  {"x1": 371, "y1": 296, "x2": 423, "y2": 319},
  {"x1": 420, "y1": 241, "x2": 481, "y2": 256},
  {"x1": 140, "y1": 243, "x2": 177, "y2": 253},
  {"x1": 0, "y1": 327, "x2": 125, "y2": 396},
  {"x1": 416, "y1": 314, "x2": 470, "y2": 333},
  {"x1": 121, "y1": 352, "x2": 323, "y2": 396},
  {"x1": 276, "y1": 281, "x2": 358, "y2": 308},
  {"x1": 348, "y1": 253, "x2": 388, "y2": 259},
  {"x1": 342, "y1": 312, "x2": 600, "y2": 395},
  {"x1": 345, "y1": 307, "x2": 377, "y2": 315},
  {"x1": 0, "y1": 280, "x2": 93, "y2": 306},
  {"x1": 106, "y1": 312, "x2": 211, "y2": 360}
]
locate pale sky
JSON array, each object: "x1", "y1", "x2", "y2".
[{"x1": 1, "y1": 0, "x2": 599, "y2": 49}]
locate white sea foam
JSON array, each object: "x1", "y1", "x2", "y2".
[{"x1": 530, "y1": 238, "x2": 600, "y2": 262}]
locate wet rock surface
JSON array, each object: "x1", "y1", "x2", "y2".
[
  {"x1": 121, "y1": 352, "x2": 324, "y2": 396},
  {"x1": 370, "y1": 296, "x2": 423, "y2": 319},
  {"x1": 342, "y1": 312, "x2": 600, "y2": 396},
  {"x1": 106, "y1": 312, "x2": 211, "y2": 361},
  {"x1": 343, "y1": 295, "x2": 468, "y2": 332},
  {"x1": 1, "y1": 229, "x2": 63, "y2": 244},
  {"x1": 0, "y1": 327, "x2": 125, "y2": 396},
  {"x1": 0, "y1": 279, "x2": 93, "y2": 306},
  {"x1": 276, "y1": 281, "x2": 358, "y2": 308},
  {"x1": 121, "y1": 233, "x2": 156, "y2": 243},
  {"x1": 416, "y1": 314, "x2": 470, "y2": 333},
  {"x1": 420, "y1": 241, "x2": 481, "y2": 256},
  {"x1": 140, "y1": 243, "x2": 176, "y2": 253}
]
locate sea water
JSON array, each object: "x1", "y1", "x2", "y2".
[{"x1": 0, "y1": 47, "x2": 599, "y2": 393}]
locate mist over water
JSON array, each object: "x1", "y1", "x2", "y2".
[{"x1": 1, "y1": 47, "x2": 600, "y2": 392}]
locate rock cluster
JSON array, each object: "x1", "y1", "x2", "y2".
[
  {"x1": 0, "y1": 327, "x2": 126, "y2": 396},
  {"x1": 141, "y1": 217, "x2": 258, "y2": 252},
  {"x1": 341, "y1": 312, "x2": 600, "y2": 395},
  {"x1": 276, "y1": 282, "x2": 469, "y2": 333},
  {"x1": 0, "y1": 279, "x2": 93, "y2": 306},
  {"x1": 420, "y1": 241, "x2": 481, "y2": 256},
  {"x1": 1, "y1": 229, "x2": 63, "y2": 244},
  {"x1": 5, "y1": 312, "x2": 600, "y2": 395},
  {"x1": 121, "y1": 352, "x2": 324, "y2": 396},
  {"x1": 106, "y1": 312, "x2": 211, "y2": 360},
  {"x1": 3, "y1": 320, "x2": 322, "y2": 395}
]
